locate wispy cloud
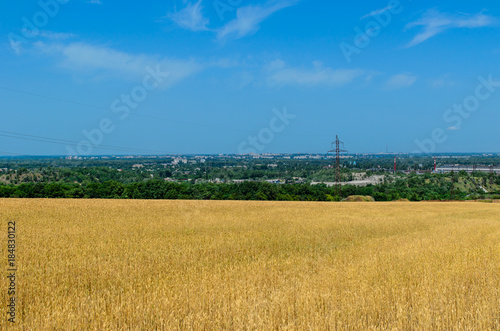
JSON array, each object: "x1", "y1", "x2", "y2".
[
  {"x1": 87, "y1": 0, "x2": 102, "y2": 4},
  {"x1": 169, "y1": 0, "x2": 209, "y2": 32},
  {"x1": 429, "y1": 74, "x2": 455, "y2": 88},
  {"x1": 385, "y1": 73, "x2": 417, "y2": 90},
  {"x1": 216, "y1": 0, "x2": 298, "y2": 41},
  {"x1": 35, "y1": 42, "x2": 203, "y2": 88},
  {"x1": 166, "y1": 0, "x2": 297, "y2": 41},
  {"x1": 405, "y1": 9, "x2": 496, "y2": 48},
  {"x1": 266, "y1": 60, "x2": 364, "y2": 87},
  {"x1": 360, "y1": 5, "x2": 393, "y2": 20},
  {"x1": 9, "y1": 39, "x2": 23, "y2": 55},
  {"x1": 39, "y1": 31, "x2": 77, "y2": 41},
  {"x1": 9, "y1": 30, "x2": 76, "y2": 54}
]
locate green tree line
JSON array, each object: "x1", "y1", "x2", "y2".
[{"x1": 0, "y1": 179, "x2": 481, "y2": 201}]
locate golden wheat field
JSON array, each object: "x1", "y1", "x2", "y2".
[{"x1": 0, "y1": 199, "x2": 499, "y2": 330}]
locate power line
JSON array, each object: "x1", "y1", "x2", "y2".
[
  {"x1": 0, "y1": 86, "x2": 242, "y2": 131},
  {"x1": 0, "y1": 150, "x2": 29, "y2": 157},
  {"x1": 0, "y1": 86, "x2": 331, "y2": 138},
  {"x1": 0, "y1": 86, "x2": 109, "y2": 112},
  {"x1": 0, "y1": 130, "x2": 173, "y2": 155}
]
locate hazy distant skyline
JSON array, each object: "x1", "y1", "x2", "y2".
[{"x1": 1, "y1": 0, "x2": 500, "y2": 155}]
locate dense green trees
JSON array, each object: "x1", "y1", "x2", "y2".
[
  {"x1": 0, "y1": 178, "x2": 480, "y2": 201},
  {"x1": 0, "y1": 155, "x2": 498, "y2": 201}
]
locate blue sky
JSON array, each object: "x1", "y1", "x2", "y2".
[{"x1": 1, "y1": 0, "x2": 499, "y2": 155}]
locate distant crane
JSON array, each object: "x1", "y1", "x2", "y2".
[{"x1": 327, "y1": 135, "x2": 348, "y2": 197}]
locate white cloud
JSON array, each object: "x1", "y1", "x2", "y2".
[
  {"x1": 217, "y1": 0, "x2": 298, "y2": 41},
  {"x1": 9, "y1": 39, "x2": 22, "y2": 55},
  {"x1": 429, "y1": 74, "x2": 455, "y2": 88},
  {"x1": 169, "y1": 0, "x2": 209, "y2": 31},
  {"x1": 405, "y1": 9, "x2": 496, "y2": 48},
  {"x1": 231, "y1": 71, "x2": 255, "y2": 89},
  {"x1": 385, "y1": 73, "x2": 417, "y2": 89},
  {"x1": 447, "y1": 126, "x2": 461, "y2": 130},
  {"x1": 39, "y1": 31, "x2": 77, "y2": 41},
  {"x1": 87, "y1": 0, "x2": 102, "y2": 4},
  {"x1": 35, "y1": 42, "x2": 203, "y2": 88},
  {"x1": 266, "y1": 60, "x2": 364, "y2": 87},
  {"x1": 265, "y1": 59, "x2": 286, "y2": 72},
  {"x1": 9, "y1": 30, "x2": 76, "y2": 54},
  {"x1": 360, "y1": 5, "x2": 393, "y2": 20},
  {"x1": 166, "y1": 0, "x2": 298, "y2": 41}
]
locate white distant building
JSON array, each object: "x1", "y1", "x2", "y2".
[{"x1": 436, "y1": 165, "x2": 500, "y2": 174}]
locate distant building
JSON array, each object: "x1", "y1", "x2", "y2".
[{"x1": 436, "y1": 165, "x2": 500, "y2": 174}]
